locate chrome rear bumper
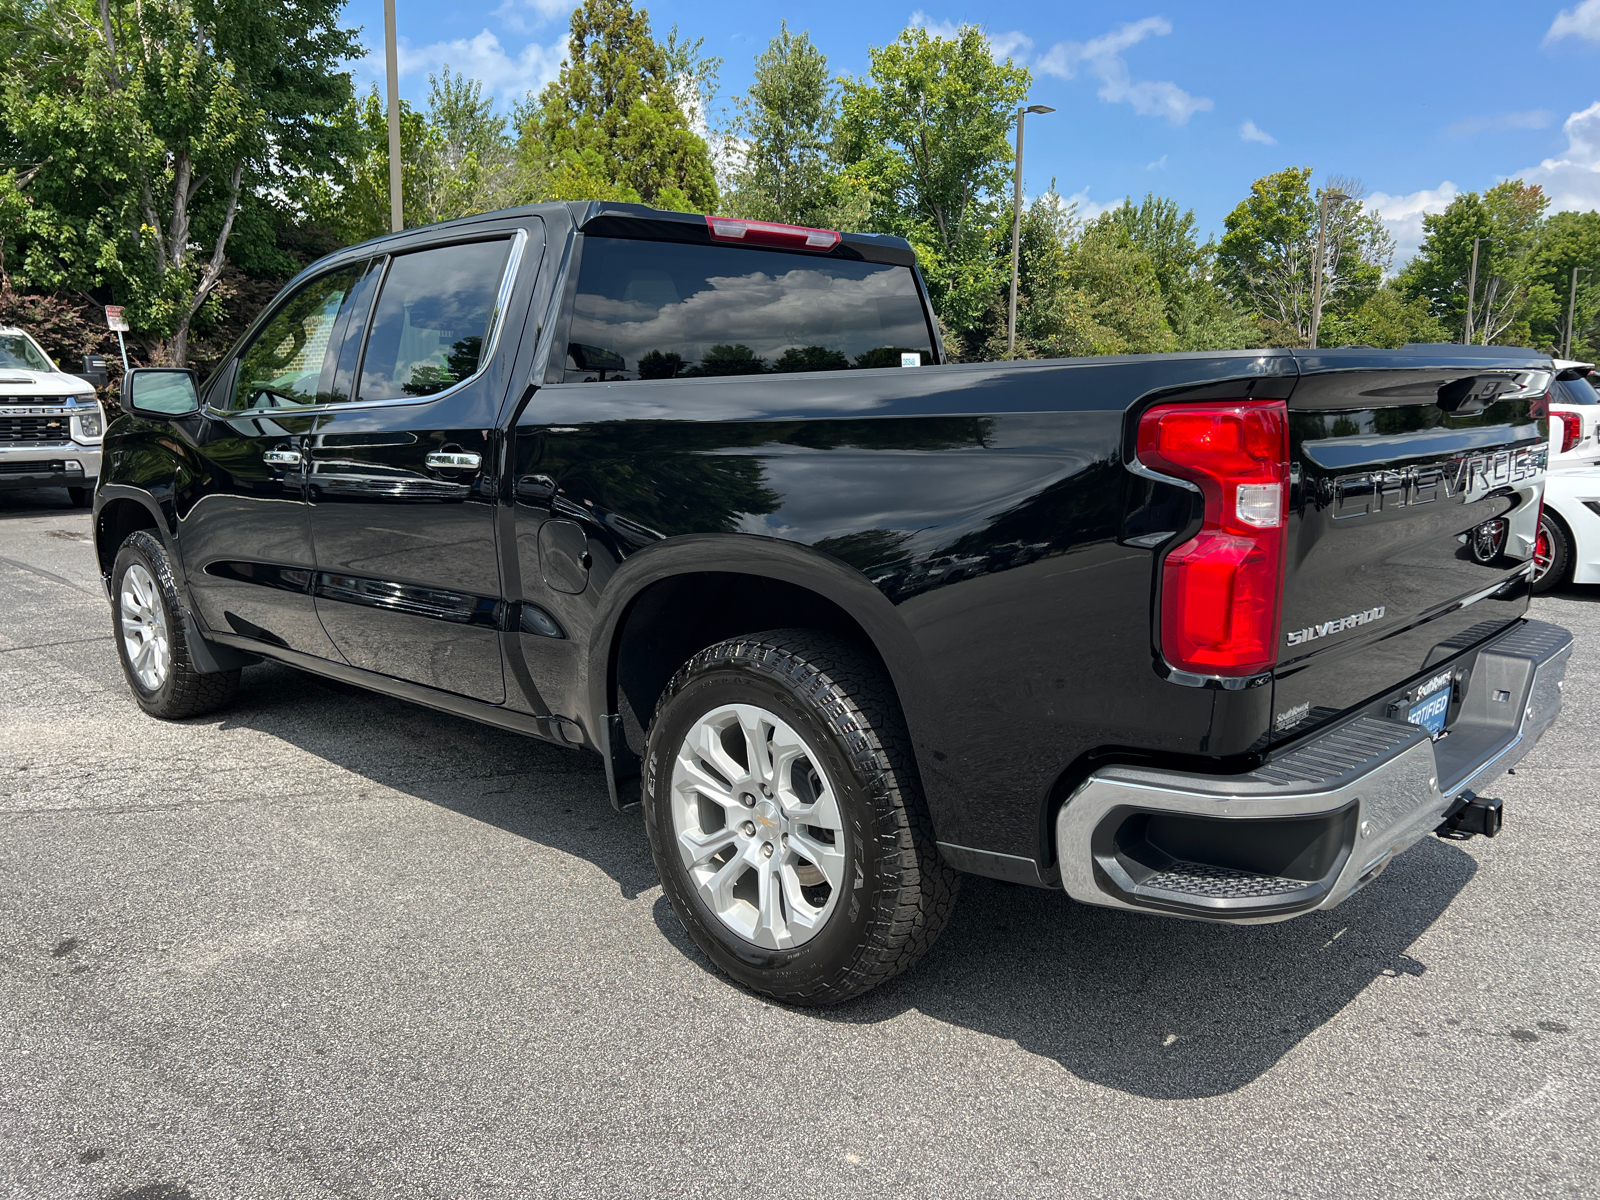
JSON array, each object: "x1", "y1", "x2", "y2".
[{"x1": 1055, "y1": 619, "x2": 1572, "y2": 923}]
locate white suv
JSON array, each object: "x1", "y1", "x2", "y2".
[{"x1": 0, "y1": 326, "x2": 104, "y2": 506}]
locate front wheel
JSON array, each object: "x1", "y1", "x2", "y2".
[
  {"x1": 1530, "y1": 512, "x2": 1572, "y2": 594},
  {"x1": 643, "y1": 630, "x2": 959, "y2": 1005},
  {"x1": 67, "y1": 485, "x2": 92, "y2": 508},
  {"x1": 111, "y1": 530, "x2": 241, "y2": 718}
]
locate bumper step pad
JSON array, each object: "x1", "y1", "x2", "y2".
[{"x1": 1139, "y1": 861, "x2": 1309, "y2": 900}]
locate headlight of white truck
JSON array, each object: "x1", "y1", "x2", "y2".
[{"x1": 76, "y1": 407, "x2": 103, "y2": 438}]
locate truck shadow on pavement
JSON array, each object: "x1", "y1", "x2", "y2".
[
  {"x1": 224, "y1": 662, "x2": 1476, "y2": 1103},
  {"x1": 803, "y1": 840, "x2": 1476, "y2": 1099}
]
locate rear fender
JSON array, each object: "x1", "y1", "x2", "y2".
[{"x1": 582, "y1": 533, "x2": 937, "y2": 766}]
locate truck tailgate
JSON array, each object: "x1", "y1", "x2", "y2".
[{"x1": 1270, "y1": 350, "x2": 1549, "y2": 741}]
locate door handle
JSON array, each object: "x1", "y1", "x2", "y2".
[
  {"x1": 262, "y1": 448, "x2": 302, "y2": 466},
  {"x1": 426, "y1": 451, "x2": 482, "y2": 470}
]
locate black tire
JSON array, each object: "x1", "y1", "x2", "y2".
[
  {"x1": 1530, "y1": 511, "x2": 1572, "y2": 595},
  {"x1": 111, "y1": 530, "x2": 241, "y2": 718},
  {"x1": 67, "y1": 486, "x2": 91, "y2": 508},
  {"x1": 643, "y1": 630, "x2": 960, "y2": 1006}
]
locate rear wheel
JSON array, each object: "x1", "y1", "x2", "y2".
[
  {"x1": 643, "y1": 630, "x2": 959, "y2": 1005},
  {"x1": 112, "y1": 530, "x2": 241, "y2": 718},
  {"x1": 1530, "y1": 512, "x2": 1572, "y2": 594}
]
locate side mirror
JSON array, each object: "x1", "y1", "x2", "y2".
[{"x1": 124, "y1": 368, "x2": 200, "y2": 418}]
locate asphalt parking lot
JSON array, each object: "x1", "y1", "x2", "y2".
[{"x1": 1, "y1": 489, "x2": 1596, "y2": 1200}]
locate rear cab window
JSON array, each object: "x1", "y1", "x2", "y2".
[{"x1": 564, "y1": 237, "x2": 935, "y2": 382}]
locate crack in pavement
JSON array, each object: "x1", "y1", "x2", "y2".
[
  {"x1": 0, "y1": 555, "x2": 97, "y2": 595},
  {"x1": 0, "y1": 636, "x2": 113, "y2": 653}
]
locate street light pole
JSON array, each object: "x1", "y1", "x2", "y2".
[
  {"x1": 1565, "y1": 265, "x2": 1593, "y2": 358},
  {"x1": 1308, "y1": 190, "x2": 1349, "y2": 351},
  {"x1": 384, "y1": 0, "x2": 403, "y2": 233},
  {"x1": 1008, "y1": 104, "x2": 1054, "y2": 358}
]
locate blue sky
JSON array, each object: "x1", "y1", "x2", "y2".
[{"x1": 342, "y1": 0, "x2": 1600, "y2": 266}]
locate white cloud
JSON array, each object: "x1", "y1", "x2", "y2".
[
  {"x1": 1146, "y1": 154, "x2": 1167, "y2": 170},
  {"x1": 1239, "y1": 119, "x2": 1275, "y2": 145},
  {"x1": 1545, "y1": 0, "x2": 1600, "y2": 46},
  {"x1": 1509, "y1": 101, "x2": 1600, "y2": 213},
  {"x1": 1035, "y1": 18, "x2": 1211, "y2": 125},
  {"x1": 1368, "y1": 182, "x2": 1459, "y2": 265},
  {"x1": 1065, "y1": 188, "x2": 1124, "y2": 222},
  {"x1": 492, "y1": 0, "x2": 576, "y2": 36},
  {"x1": 1446, "y1": 110, "x2": 1554, "y2": 138},
  {"x1": 907, "y1": 12, "x2": 1034, "y2": 61},
  {"x1": 360, "y1": 30, "x2": 566, "y2": 106}
]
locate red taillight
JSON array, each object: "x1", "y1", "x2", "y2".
[
  {"x1": 1555, "y1": 411, "x2": 1582, "y2": 453},
  {"x1": 1137, "y1": 400, "x2": 1290, "y2": 676},
  {"x1": 705, "y1": 215, "x2": 841, "y2": 252}
]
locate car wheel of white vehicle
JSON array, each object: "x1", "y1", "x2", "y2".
[
  {"x1": 643, "y1": 629, "x2": 960, "y2": 1006},
  {"x1": 67, "y1": 486, "x2": 91, "y2": 508},
  {"x1": 1530, "y1": 512, "x2": 1572, "y2": 595},
  {"x1": 1468, "y1": 518, "x2": 1508, "y2": 564},
  {"x1": 112, "y1": 530, "x2": 241, "y2": 718}
]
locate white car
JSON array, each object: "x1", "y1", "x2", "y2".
[
  {"x1": 1524, "y1": 360, "x2": 1600, "y2": 592},
  {"x1": 1548, "y1": 360, "x2": 1600, "y2": 471},
  {"x1": 1535, "y1": 467, "x2": 1600, "y2": 591},
  {"x1": 0, "y1": 325, "x2": 104, "y2": 506}
]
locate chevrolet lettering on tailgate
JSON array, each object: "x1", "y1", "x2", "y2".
[{"x1": 1332, "y1": 445, "x2": 1547, "y2": 518}]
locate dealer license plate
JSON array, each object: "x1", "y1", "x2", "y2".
[{"x1": 1407, "y1": 690, "x2": 1450, "y2": 738}]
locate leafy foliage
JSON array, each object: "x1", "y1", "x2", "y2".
[
  {"x1": 1396, "y1": 181, "x2": 1556, "y2": 347},
  {"x1": 1216, "y1": 168, "x2": 1391, "y2": 347},
  {"x1": 0, "y1": 0, "x2": 359, "y2": 364},
  {"x1": 836, "y1": 24, "x2": 1029, "y2": 342},
  {"x1": 518, "y1": 0, "x2": 717, "y2": 212},
  {"x1": 725, "y1": 24, "x2": 861, "y2": 229}
]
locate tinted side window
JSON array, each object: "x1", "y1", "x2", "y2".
[
  {"x1": 231, "y1": 266, "x2": 365, "y2": 411},
  {"x1": 358, "y1": 240, "x2": 511, "y2": 401},
  {"x1": 564, "y1": 237, "x2": 935, "y2": 382},
  {"x1": 1559, "y1": 378, "x2": 1598, "y2": 405}
]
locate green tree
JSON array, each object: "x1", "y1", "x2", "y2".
[
  {"x1": 1396, "y1": 181, "x2": 1555, "y2": 347},
  {"x1": 1320, "y1": 283, "x2": 1450, "y2": 348},
  {"x1": 0, "y1": 0, "x2": 359, "y2": 364},
  {"x1": 836, "y1": 24, "x2": 1029, "y2": 341},
  {"x1": 305, "y1": 88, "x2": 431, "y2": 245},
  {"x1": 415, "y1": 68, "x2": 517, "y2": 223},
  {"x1": 1531, "y1": 209, "x2": 1600, "y2": 356},
  {"x1": 1217, "y1": 168, "x2": 1391, "y2": 346},
  {"x1": 1102, "y1": 193, "x2": 1256, "y2": 350},
  {"x1": 518, "y1": 0, "x2": 717, "y2": 212},
  {"x1": 727, "y1": 24, "x2": 858, "y2": 228}
]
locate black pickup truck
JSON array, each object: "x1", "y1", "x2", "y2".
[{"x1": 94, "y1": 202, "x2": 1572, "y2": 1004}]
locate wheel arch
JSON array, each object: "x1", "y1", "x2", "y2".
[
  {"x1": 584, "y1": 535, "x2": 938, "y2": 766},
  {"x1": 94, "y1": 489, "x2": 169, "y2": 586}
]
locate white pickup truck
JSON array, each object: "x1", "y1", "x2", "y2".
[{"x1": 0, "y1": 325, "x2": 105, "y2": 506}]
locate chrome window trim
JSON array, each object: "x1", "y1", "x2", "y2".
[{"x1": 203, "y1": 229, "x2": 529, "y2": 418}]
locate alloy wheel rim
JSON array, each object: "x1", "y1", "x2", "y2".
[
  {"x1": 669, "y1": 703, "x2": 847, "y2": 950},
  {"x1": 119, "y1": 563, "x2": 170, "y2": 690}
]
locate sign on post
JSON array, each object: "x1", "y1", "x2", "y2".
[{"x1": 104, "y1": 306, "x2": 130, "y2": 372}]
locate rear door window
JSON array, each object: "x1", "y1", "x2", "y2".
[
  {"x1": 564, "y1": 237, "x2": 935, "y2": 382},
  {"x1": 357, "y1": 240, "x2": 512, "y2": 401}
]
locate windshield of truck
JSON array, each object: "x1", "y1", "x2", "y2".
[
  {"x1": 564, "y1": 237, "x2": 936, "y2": 381},
  {"x1": 0, "y1": 333, "x2": 54, "y2": 373}
]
